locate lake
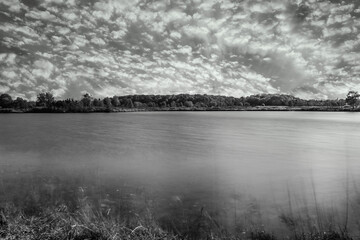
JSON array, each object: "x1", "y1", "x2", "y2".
[{"x1": 0, "y1": 112, "x2": 359, "y2": 235}]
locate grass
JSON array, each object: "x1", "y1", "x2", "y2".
[
  {"x1": 0, "y1": 171, "x2": 359, "y2": 239},
  {"x1": 1, "y1": 204, "x2": 171, "y2": 240},
  {"x1": 0, "y1": 203, "x2": 278, "y2": 240},
  {"x1": 0, "y1": 193, "x2": 358, "y2": 240}
]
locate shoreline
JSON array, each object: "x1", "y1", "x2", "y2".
[
  {"x1": 0, "y1": 203, "x2": 353, "y2": 240},
  {"x1": 0, "y1": 106, "x2": 358, "y2": 113}
]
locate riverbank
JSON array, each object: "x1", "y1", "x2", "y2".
[
  {"x1": 0, "y1": 105, "x2": 358, "y2": 113},
  {"x1": 0, "y1": 170, "x2": 357, "y2": 240},
  {"x1": 0, "y1": 203, "x2": 354, "y2": 240}
]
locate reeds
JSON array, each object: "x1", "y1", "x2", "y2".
[
  {"x1": 278, "y1": 176, "x2": 357, "y2": 240},
  {"x1": 0, "y1": 172, "x2": 359, "y2": 239}
]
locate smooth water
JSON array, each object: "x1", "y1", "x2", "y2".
[{"x1": 0, "y1": 112, "x2": 360, "y2": 233}]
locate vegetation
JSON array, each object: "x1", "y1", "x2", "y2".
[
  {"x1": 0, "y1": 167, "x2": 359, "y2": 240},
  {"x1": 0, "y1": 91, "x2": 357, "y2": 113},
  {"x1": 0, "y1": 184, "x2": 357, "y2": 240},
  {"x1": 1, "y1": 206, "x2": 353, "y2": 240},
  {"x1": 345, "y1": 91, "x2": 360, "y2": 109},
  {"x1": 0, "y1": 204, "x2": 278, "y2": 240}
]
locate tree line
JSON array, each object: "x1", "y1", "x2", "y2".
[{"x1": 0, "y1": 91, "x2": 358, "y2": 112}]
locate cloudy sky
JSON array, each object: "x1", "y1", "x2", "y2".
[{"x1": 0, "y1": 0, "x2": 359, "y2": 100}]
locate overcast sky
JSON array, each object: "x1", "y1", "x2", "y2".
[{"x1": 0, "y1": 0, "x2": 359, "y2": 100}]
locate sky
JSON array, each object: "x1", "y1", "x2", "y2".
[{"x1": 0, "y1": 0, "x2": 359, "y2": 100}]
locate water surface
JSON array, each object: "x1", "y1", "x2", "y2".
[{"x1": 0, "y1": 112, "x2": 359, "y2": 233}]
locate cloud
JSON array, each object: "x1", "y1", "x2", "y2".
[
  {"x1": 32, "y1": 59, "x2": 55, "y2": 79},
  {"x1": 0, "y1": 0, "x2": 25, "y2": 13},
  {"x1": 0, "y1": 23, "x2": 39, "y2": 38},
  {"x1": 62, "y1": 12, "x2": 78, "y2": 21},
  {"x1": 323, "y1": 26, "x2": 353, "y2": 38},
  {"x1": 1, "y1": 70, "x2": 16, "y2": 79},
  {"x1": 91, "y1": 37, "x2": 106, "y2": 45},
  {"x1": 70, "y1": 35, "x2": 89, "y2": 49},
  {"x1": 25, "y1": 10, "x2": 57, "y2": 21},
  {"x1": 0, "y1": 0, "x2": 359, "y2": 100},
  {"x1": 182, "y1": 25, "x2": 210, "y2": 42},
  {"x1": 110, "y1": 29, "x2": 127, "y2": 39},
  {"x1": 0, "y1": 84, "x2": 11, "y2": 93},
  {"x1": 0, "y1": 53, "x2": 17, "y2": 65}
]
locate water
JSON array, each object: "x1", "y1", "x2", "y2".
[{"x1": 0, "y1": 112, "x2": 360, "y2": 234}]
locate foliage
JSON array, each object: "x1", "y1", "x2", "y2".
[
  {"x1": 0, "y1": 91, "x2": 355, "y2": 112},
  {"x1": 0, "y1": 197, "x2": 355, "y2": 240},
  {"x1": 103, "y1": 97, "x2": 112, "y2": 110},
  {"x1": 345, "y1": 91, "x2": 360, "y2": 108},
  {"x1": 0, "y1": 93, "x2": 13, "y2": 108},
  {"x1": 37, "y1": 92, "x2": 55, "y2": 109},
  {"x1": 111, "y1": 96, "x2": 120, "y2": 107},
  {"x1": 81, "y1": 93, "x2": 92, "y2": 108}
]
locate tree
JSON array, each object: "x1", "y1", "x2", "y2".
[
  {"x1": 134, "y1": 101, "x2": 143, "y2": 108},
  {"x1": 0, "y1": 93, "x2": 13, "y2": 108},
  {"x1": 14, "y1": 97, "x2": 28, "y2": 109},
  {"x1": 111, "y1": 96, "x2": 120, "y2": 107},
  {"x1": 345, "y1": 91, "x2": 360, "y2": 109},
  {"x1": 81, "y1": 93, "x2": 92, "y2": 108},
  {"x1": 37, "y1": 92, "x2": 54, "y2": 108},
  {"x1": 147, "y1": 102, "x2": 156, "y2": 108},
  {"x1": 159, "y1": 101, "x2": 167, "y2": 108},
  {"x1": 93, "y1": 98, "x2": 101, "y2": 107},
  {"x1": 184, "y1": 101, "x2": 194, "y2": 108},
  {"x1": 124, "y1": 98, "x2": 134, "y2": 108},
  {"x1": 170, "y1": 101, "x2": 177, "y2": 108},
  {"x1": 103, "y1": 97, "x2": 112, "y2": 109}
]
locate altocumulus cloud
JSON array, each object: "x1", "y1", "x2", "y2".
[{"x1": 0, "y1": 0, "x2": 360, "y2": 100}]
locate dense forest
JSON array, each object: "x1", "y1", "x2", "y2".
[{"x1": 0, "y1": 91, "x2": 358, "y2": 113}]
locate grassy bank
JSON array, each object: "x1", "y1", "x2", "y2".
[
  {"x1": 0, "y1": 203, "x2": 176, "y2": 240},
  {"x1": 0, "y1": 200, "x2": 275, "y2": 240},
  {"x1": 1, "y1": 183, "x2": 358, "y2": 240},
  {"x1": 0, "y1": 170, "x2": 359, "y2": 239},
  {"x1": 0, "y1": 105, "x2": 359, "y2": 113},
  {"x1": 0, "y1": 203, "x2": 355, "y2": 240}
]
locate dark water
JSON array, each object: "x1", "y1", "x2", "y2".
[{"x1": 0, "y1": 112, "x2": 360, "y2": 234}]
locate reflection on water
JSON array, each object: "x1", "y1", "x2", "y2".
[{"x1": 0, "y1": 112, "x2": 360, "y2": 235}]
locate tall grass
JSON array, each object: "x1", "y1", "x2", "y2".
[
  {"x1": 0, "y1": 171, "x2": 359, "y2": 239},
  {"x1": 278, "y1": 177, "x2": 357, "y2": 240},
  {"x1": 0, "y1": 195, "x2": 276, "y2": 240}
]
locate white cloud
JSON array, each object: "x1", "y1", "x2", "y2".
[
  {"x1": 26, "y1": 10, "x2": 57, "y2": 21},
  {"x1": 62, "y1": 12, "x2": 77, "y2": 21},
  {"x1": 43, "y1": 0, "x2": 64, "y2": 4},
  {"x1": 110, "y1": 29, "x2": 127, "y2": 39},
  {"x1": 32, "y1": 60, "x2": 55, "y2": 79},
  {"x1": 71, "y1": 35, "x2": 88, "y2": 49},
  {"x1": 164, "y1": 10, "x2": 189, "y2": 23},
  {"x1": 93, "y1": 0, "x2": 140, "y2": 20},
  {"x1": 330, "y1": 4, "x2": 354, "y2": 14},
  {"x1": 250, "y1": 3, "x2": 270, "y2": 13},
  {"x1": 0, "y1": 0, "x2": 23, "y2": 12},
  {"x1": 0, "y1": 54, "x2": 7, "y2": 62},
  {"x1": 323, "y1": 26, "x2": 352, "y2": 38},
  {"x1": 91, "y1": 37, "x2": 106, "y2": 45},
  {"x1": 51, "y1": 87, "x2": 66, "y2": 97},
  {"x1": 2, "y1": 71, "x2": 17, "y2": 79},
  {"x1": 57, "y1": 26, "x2": 71, "y2": 35},
  {"x1": 0, "y1": 24, "x2": 39, "y2": 38},
  {"x1": 2, "y1": 53, "x2": 17, "y2": 64},
  {"x1": 170, "y1": 31, "x2": 182, "y2": 39},
  {"x1": 327, "y1": 13, "x2": 352, "y2": 25},
  {"x1": 0, "y1": 84, "x2": 11, "y2": 93},
  {"x1": 182, "y1": 25, "x2": 210, "y2": 41}
]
